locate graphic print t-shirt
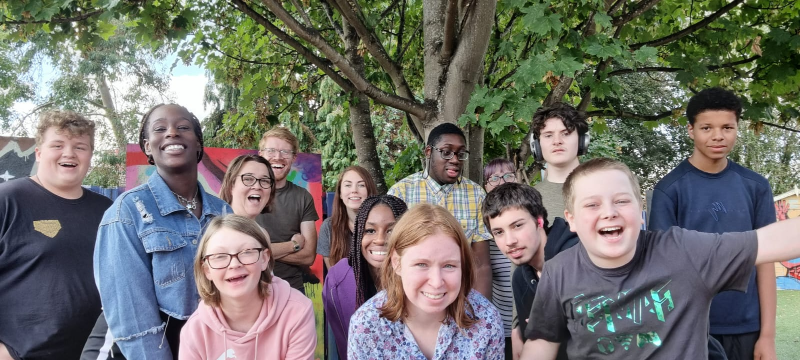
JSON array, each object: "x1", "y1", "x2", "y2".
[{"x1": 526, "y1": 227, "x2": 756, "y2": 359}]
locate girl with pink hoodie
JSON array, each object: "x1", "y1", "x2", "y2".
[{"x1": 179, "y1": 214, "x2": 316, "y2": 360}]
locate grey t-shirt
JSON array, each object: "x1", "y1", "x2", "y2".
[
  {"x1": 526, "y1": 227, "x2": 757, "y2": 359},
  {"x1": 256, "y1": 181, "x2": 319, "y2": 291},
  {"x1": 533, "y1": 178, "x2": 564, "y2": 225},
  {"x1": 316, "y1": 217, "x2": 332, "y2": 257}
]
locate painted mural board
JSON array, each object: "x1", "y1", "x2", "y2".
[{"x1": 775, "y1": 189, "x2": 800, "y2": 291}]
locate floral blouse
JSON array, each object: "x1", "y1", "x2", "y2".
[{"x1": 347, "y1": 289, "x2": 504, "y2": 360}]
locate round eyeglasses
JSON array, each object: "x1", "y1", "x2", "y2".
[
  {"x1": 431, "y1": 146, "x2": 469, "y2": 161},
  {"x1": 260, "y1": 148, "x2": 295, "y2": 158},
  {"x1": 240, "y1": 174, "x2": 273, "y2": 189},
  {"x1": 203, "y1": 248, "x2": 264, "y2": 269},
  {"x1": 487, "y1": 173, "x2": 517, "y2": 186}
]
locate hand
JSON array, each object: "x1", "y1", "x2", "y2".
[
  {"x1": 291, "y1": 233, "x2": 306, "y2": 250},
  {"x1": 511, "y1": 328, "x2": 523, "y2": 360},
  {"x1": 0, "y1": 343, "x2": 14, "y2": 360},
  {"x1": 754, "y1": 334, "x2": 776, "y2": 360}
]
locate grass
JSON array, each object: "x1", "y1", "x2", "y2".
[{"x1": 777, "y1": 290, "x2": 800, "y2": 359}]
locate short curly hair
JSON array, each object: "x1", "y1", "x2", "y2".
[
  {"x1": 686, "y1": 87, "x2": 742, "y2": 125},
  {"x1": 35, "y1": 110, "x2": 96, "y2": 149},
  {"x1": 531, "y1": 103, "x2": 589, "y2": 140}
]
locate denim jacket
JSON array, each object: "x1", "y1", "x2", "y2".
[{"x1": 94, "y1": 171, "x2": 231, "y2": 359}]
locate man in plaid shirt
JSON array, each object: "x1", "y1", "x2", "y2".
[{"x1": 388, "y1": 123, "x2": 493, "y2": 298}]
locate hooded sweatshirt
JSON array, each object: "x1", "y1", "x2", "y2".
[{"x1": 179, "y1": 277, "x2": 316, "y2": 360}]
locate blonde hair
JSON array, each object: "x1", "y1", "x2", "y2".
[
  {"x1": 35, "y1": 110, "x2": 96, "y2": 149},
  {"x1": 194, "y1": 214, "x2": 275, "y2": 306},
  {"x1": 379, "y1": 203, "x2": 477, "y2": 328},
  {"x1": 259, "y1": 127, "x2": 299, "y2": 155},
  {"x1": 563, "y1": 157, "x2": 642, "y2": 213}
]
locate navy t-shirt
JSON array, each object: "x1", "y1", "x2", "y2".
[
  {"x1": 649, "y1": 159, "x2": 775, "y2": 334},
  {"x1": 0, "y1": 178, "x2": 112, "y2": 359}
]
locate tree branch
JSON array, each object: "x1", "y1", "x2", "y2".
[
  {"x1": 611, "y1": 0, "x2": 662, "y2": 27},
  {"x1": 1, "y1": 9, "x2": 104, "y2": 25},
  {"x1": 258, "y1": 0, "x2": 428, "y2": 118},
  {"x1": 586, "y1": 108, "x2": 682, "y2": 122},
  {"x1": 288, "y1": 0, "x2": 315, "y2": 27},
  {"x1": 608, "y1": 55, "x2": 760, "y2": 76},
  {"x1": 440, "y1": 0, "x2": 459, "y2": 62},
  {"x1": 630, "y1": 0, "x2": 745, "y2": 50},
  {"x1": 762, "y1": 121, "x2": 800, "y2": 134},
  {"x1": 204, "y1": 41, "x2": 284, "y2": 66},
  {"x1": 319, "y1": 0, "x2": 344, "y2": 38},
  {"x1": 229, "y1": 0, "x2": 355, "y2": 93}
]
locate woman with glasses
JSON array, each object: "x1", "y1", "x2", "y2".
[
  {"x1": 180, "y1": 214, "x2": 316, "y2": 360},
  {"x1": 484, "y1": 157, "x2": 518, "y2": 193},
  {"x1": 94, "y1": 104, "x2": 232, "y2": 359},
  {"x1": 483, "y1": 157, "x2": 519, "y2": 359},
  {"x1": 219, "y1": 154, "x2": 276, "y2": 220}
]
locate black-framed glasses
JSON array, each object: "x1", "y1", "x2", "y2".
[
  {"x1": 260, "y1": 148, "x2": 295, "y2": 158},
  {"x1": 487, "y1": 173, "x2": 517, "y2": 186},
  {"x1": 431, "y1": 146, "x2": 469, "y2": 161},
  {"x1": 203, "y1": 248, "x2": 264, "y2": 269},
  {"x1": 240, "y1": 174, "x2": 273, "y2": 189}
]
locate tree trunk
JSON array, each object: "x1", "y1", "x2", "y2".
[
  {"x1": 97, "y1": 74, "x2": 126, "y2": 151},
  {"x1": 343, "y1": 22, "x2": 388, "y2": 192},
  {"x1": 466, "y1": 123, "x2": 484, "y2": 184}
]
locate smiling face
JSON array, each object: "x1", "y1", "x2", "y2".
[
  {"x1": 34, "y1": 126, "x2": 93, "y2": 195},
  {"x1": 488, "y1": 207, "x2": 544, "y2": 266},
  {"x1": 564, "y1": 169, "x2": 643, "y2": 269},
  {"x1": 142, "y1": 105, "x2": 201, "y2": 171},
  {"x1": 426, "y1": 134, "x2": 466, "y2": 185},
  {"x1": 688, "y1": 110, "x2": 738, "y2": 169},
  {"x1": 259, "y1": 136, "x2": 296, "y2": 186},
  {"x1": 392, "y1": 232, "x2": 462, "y2": 320},
  {"x1": 340, "y1": 170, "x2": 368, "y2": 212},
  {"x1": 361, "y1": 204, "x2": 397, "y2": 270},
  {"x1": 230, "y1": 160, "x2": 273, "y2": 219},
  {"x1": 539, "y1": 118, "x2": 580, "y2": 167},
  {"x1": 202, "y1": 227, "x2": 270, "y2": 304}
]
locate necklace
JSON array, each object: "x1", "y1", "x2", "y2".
[{"x1": 172, "y1": 188, "x2": 199, "y2": 211}]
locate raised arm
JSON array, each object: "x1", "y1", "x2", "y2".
[
  {"x1": 520, "y1": 339, "x2": 559, "y2": 360},
  {"x1": 756, "y1": 216, "x2": 800, "y2": 264}
]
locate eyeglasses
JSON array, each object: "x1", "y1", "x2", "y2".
[
  {"x1": 260, "y1": 148, "x2": 295, "y2": 158},
  {"x1": 240, "y1": 174, "x2": 273, "y2": 189},
  {"x1": 203, "y1": 248, "x2": 264, "y2": 269},
  {"x1": 487, "y1": 173, "x2": 517, "y2": 186},
  {"x1": 431, "y1": 146, "x2": 469, "y2": 161}
]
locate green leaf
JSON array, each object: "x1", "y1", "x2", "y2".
[
  {"x1": 552, "y1": 57, "x2": 583, "y2": 76},
  {"x1": 593, "y1": 12, "x2": 612, "y2": 30},
  {"x1": 95, "y1": 21, "x2": 117, "y2": 41},
  {"x1": 633, "y1": 46, "x2": 657, "y2": 63}
]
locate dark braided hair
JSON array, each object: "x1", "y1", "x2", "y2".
[
  {"x1": 349, "y1": 194, "x2": 408, "y2": 307},
  {"x1": 138, "y1": 103, "x2": 205, "y2": 165}
]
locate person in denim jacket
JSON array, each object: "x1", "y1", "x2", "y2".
[{"x1": 93, "y1": 104, "x2": 231, "y2": 360}]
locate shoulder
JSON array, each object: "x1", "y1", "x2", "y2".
[
  {"x1": 320, "y1": 217, "x2": 332, "y2": 230},
  {"x1": 726, "y1": 160, "x2": 771, "y2": 189},
  {"x1": 202, "y1": 189, "x2": 231, "y2": 212},
  {"x1": 100, "y1": 184, "x2": 151, "y2": 223},
  {"x1": 653, "y1": 159, "x2": 692, "y2": 191},
  {"x1": 467, "y1": 290, "x2": 500, "y2": 319},
  {"x1": 286, "y1": 286, "x2": 314, "y2": 310},
  {"x1": 457, "y1": 178, "x2": 486, "y2": 196},
  {"x1": 326, "y1": 258, "x2": 354, "y2": 285},
  {"x1": 388, "y1": 173, "x2": 422, "y2": 190},
  {"x1": 82, "y1": 188, "x2": 114, "y2": 207}
]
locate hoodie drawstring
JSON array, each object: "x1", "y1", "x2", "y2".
[
  {"x1": 222, "y1": 328, "x2": 228, "y2": 357},
  {"x1": 158, "y1": 316, "x2": 171, "y2": 349},
  {"x1": 254, "y1": 333, "x2": 259, "y2": 360}
]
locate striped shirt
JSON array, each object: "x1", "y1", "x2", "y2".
[{"x1": 388, "y1": 172, "x2": 491, "y2": 244}]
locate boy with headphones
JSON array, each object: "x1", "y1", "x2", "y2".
[{"x1": 530, "y1": 102, "x2": 590, "y2": 224}]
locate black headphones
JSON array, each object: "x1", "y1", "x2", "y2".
[{"x1": 530, "y1": 132, "x2": 590, "y2": 162}]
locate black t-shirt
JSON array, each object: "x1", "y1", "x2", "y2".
[
  {"x1": 0, "y1": 178, "x2": 112, "y2": 360},
  {"x1": 527, "y1": 228, "x2": 757, "y2": 359}
]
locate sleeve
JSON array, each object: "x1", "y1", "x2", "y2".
[
  {"x1": 471, "y1": 189, "x2": 491, "y2": 243},
  {"x1": 301, "y1": 190, "x2": 319, "y2": 223},
  {"x1": 94, "y1": 204, "x2": 173, "y2": 360},
  {"x1": 754, "y1": 181, "x2": 777, "y2": 228},
  {"x1": 316, "y1": 219, "x2": 332, "y2": 256},
  {"x1": 672, "y1": 227, "x2": 758, "y2": 294},
  {"x1": 346, "y1": 306, "x2": 377, "y2": 360},
  {"x1": 177, "y1": 320, "x2": 202, "y2": 360},
  {"x1": 386, "y1": 183, "x2": 404, "y2": 201},
  {"x1": 482, "y1": 300, "x2": 506, "y2": 360},
  {"x1": 648, "y1": 187, "x2": 678, "y2": 231},
  {"x1": 524, "y1": 267, "x2": 569, "y2": 343},
  {"x1": 285, "y1": 298, "x2": 317, "y2": 360}
]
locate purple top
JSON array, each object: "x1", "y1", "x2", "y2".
[{"x1": 323, "y1": 258, "x2": 357, "y2": 359}]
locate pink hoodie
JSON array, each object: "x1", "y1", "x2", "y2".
[{"x1": 179, "y1": 277, "x2": 317, "y2": 360}]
